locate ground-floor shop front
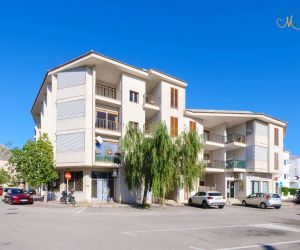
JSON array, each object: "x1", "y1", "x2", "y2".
[{"x1": 199, "y1": 172, "x2": 280, "y2": 200}]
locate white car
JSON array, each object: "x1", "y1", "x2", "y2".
[
  {"x1": 241, "y1": 193, "x2": 281, "y2": 209},
  {"x1": 188, "y1": 191, "x2": 226, "y2": 209}
]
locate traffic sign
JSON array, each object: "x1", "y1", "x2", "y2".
[{"x1": 65, "y1": 172, "x2": 72, "y2": 180}]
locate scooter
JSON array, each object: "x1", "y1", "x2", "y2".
[{"x1": 60, "y1": 190, "x2": 76, "y2": 205}]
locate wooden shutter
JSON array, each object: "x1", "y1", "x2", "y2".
[
  {"x1": 175, "y1": 89, "x2": 178, "y2": 108},
  {"x1": 190, "y1": 121, "x2": 196, "y2": 131},
  {"x1": 274, "y1": 128, "x2": 279, "y2": 146}
]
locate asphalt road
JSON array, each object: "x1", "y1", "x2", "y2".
[{"x1": 0, "y1": 201, "x2": 299, "y2": 250}]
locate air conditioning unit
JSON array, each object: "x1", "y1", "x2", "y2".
[{"x1": 234, "y1": 173, "x2": 243, "y2": 180}]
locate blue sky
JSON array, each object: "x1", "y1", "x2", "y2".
[{"x1": 0, "y1": 1, "x2": 299, "y2": 154}]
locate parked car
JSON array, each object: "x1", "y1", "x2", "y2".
[
  {"x1": 0, "y1": 187, "x2": 3, "y2": 196},
  {"x1": 2, "y1": 187, "x2": 14, "y2": 201},
  {"x1": 294, "y1": 190, "x2": 300, "y2": 204},
  {"x1": 188, "y1": 191, "x2": 226, "y2": 209},
  {"x1": 4, "y1": 188, "x2": 34, "y2": 205},
  {"x1": 24, "y1": 188, "x2": 36, "y2": 195},
  {"x1": 241, "y1": 193, "x2": 281, "y2": 209}
]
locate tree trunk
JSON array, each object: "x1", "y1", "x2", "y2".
[
  {"x1": 43, "y1": 185, "x2": 48, "y2": 203},
  {"x1": 142, "y1": 180, "x2": 148, "y2": 205}
]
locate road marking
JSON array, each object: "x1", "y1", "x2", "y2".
[
  {"x1": 74, "y1": 207, "x2": 86, "y2": 215},
  {"x1": 121, "y1": 223, "x2": 300, "y2": 237},
  {"x1": 121, "y1": 223, "x2": 270, "y2": 236},
  {"x1": 214, "y1": 239, "x2": 300, "y2": 250},
  {"x1": 189, "y1": 247, "x2": 205, "y2": 250}
]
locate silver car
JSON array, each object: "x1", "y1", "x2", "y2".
[
  {"x1": 241, "y1": 193, "x2": 281, "y2": 209},
  {"x1": 188, "y1": 191, "x2": 226, "y2": 209}
]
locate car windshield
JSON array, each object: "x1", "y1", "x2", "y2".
[
  {"x1": 11, "y1": 189, "x2": 24, "y2": 195},
  {"x1": 208, "y1": 192, "x2": 222, "y2": 196},
  {"x1": 270, "y1": 194, "x2": 280, "y2": 198}
]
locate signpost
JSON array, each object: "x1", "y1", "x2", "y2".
[{"x1": 65, "y1": 172, "x2": 72, "y2": 205}]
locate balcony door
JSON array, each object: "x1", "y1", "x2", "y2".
[{"x1": 96, "y1": 109, "x2": 118, "y2": 130}]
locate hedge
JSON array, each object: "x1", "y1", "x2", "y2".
[{"x1": 281, "y1": 187, "x2": 299, "y2": 196}]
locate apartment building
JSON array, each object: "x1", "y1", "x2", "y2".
[
  {"x1": 185, "y1": 109, "x2": 287, "y2": 200},
  {"x1": 31, "y1": 51, "x2": 287, "y2": 203},
  {"x1": 290, "y1": 155, "x2": 300, "y2": 189},
  {"x1": 31, "y1": 51, "x2": 202, "y2": 203}
]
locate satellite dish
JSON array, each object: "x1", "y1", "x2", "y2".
[{"x1": 96, "y1": 136, "x2": 103, "y2": 144}]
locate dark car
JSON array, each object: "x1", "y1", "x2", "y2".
[
  {"x1": 24, "y1": 188, "x2": 36, "y2": 195},
  {"x1": 295, "y1": 190, "x2": 300, "y2": 204},
  {"x1": 4, "y1": 188, "x2": 34, "y2": 205}
]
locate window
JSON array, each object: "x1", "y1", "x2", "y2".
[
  {"x1": 284, "y1": 174, "x2": 287, "y2": 179},
  {"x1": 129, "y1": 121, "x2": 139, "y2": 131},
  {"x1": 262, "y1": 181, "x2": 269, "y2": 193},
  {"x1": 65, "y1": 171, "x2": 83, "y2": 191},
  {"x1": 170, "y1": 87, "x2": 178, "y2": 108},
  {"x1": 96, "y1": 110, "x2": 119, "y2": 130},
  {"x1": 129, "y1": 91, "x2": 139, "y2": 103},
  {"x1": 170, "y1": 116, "x2": 178, "y2": 137},
  {"x1": 251, "y1": 181, "x2": 260, "y2": 194},
  {"x1": 189, "y1": 121, "x2": 196, "y2": 131},
  {"x1": 274, "y1": 128, "x2": 279, "y2": 146},
  {"x1": 274, "y1": 152, "x2": 279, "y2": 170}
]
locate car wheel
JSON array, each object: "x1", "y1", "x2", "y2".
[
  {"x1": 242, "y1": 200, "x2": 247, "y2": 207},
  {"x1": 202, "y1": 201, "x2": 209, "y2": 209},
  {"x1": 260, "y1": 202, "x2": 267, "y2": 209},
  {"x1": 218, "y1": 205, "x2": 224, "y2": 209},
  {"x1": 188, "y1": 198, "x2": 193, "y2": 206},
  {"x1": 275, "y1": 206, "x2": 281, "y2": 209},
  {"x1": 8, "y1": 198, "x2": 13, "y2": 205}
]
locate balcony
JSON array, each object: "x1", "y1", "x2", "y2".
[
  {"x1": 95, "y1": 84, "x2": 121, "y2": 107},
  {"x1": 143, "y1": 123, "x2": 156, "y2": 134},
  {"x1": 225, "y1": 134, "x2": 246, "y2": 151},
  {"x1": 226, "y1": 160, "x2": 246, "y2": 170},
  {"x1": 203, "y1": 132, "x2": 225, "y2": 150},
  {"x1": 95, "y1": 118, "x2": 121, "y2": 137},
  {"x1": 204, "y1": 160, "x2": 225, "y2": 173},
  {"x1": 143, "y1": 94, "x2": 160, "y2": 118},
  {"x1": 95, "y1": 154, "x2": 121, "y2": 164}
]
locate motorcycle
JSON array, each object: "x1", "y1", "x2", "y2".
[{"x1": 60, "y1": 190, "x2": 76, "y2": 205}]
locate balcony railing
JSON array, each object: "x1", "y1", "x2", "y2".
[
  {"x1": 226, "y1": 160, "x2": 246, "y2": 169},
  {"x1": 204, "y1": 132, "x2": 225, "y2": 144},
  {"x1": 204, "y1": 160, "x2": 225, "y2": 169},
  {"x1": 144, "y1": 94, "x2": 159, "y2": 106},
  {"x1": 226, "y1": 134, "x2": 246, "y2": 144},
  {"x1": 95, "y1": 153, "x2": 121, "y2": 164},
  {"x1": 95, "y1": 118, "x2": 121, "y2": 132},
  {"x1": 96, "y1": 84, "x2": 119, "y2": 100}
]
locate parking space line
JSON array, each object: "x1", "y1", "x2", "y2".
[
  {"x1": 121, "y1": 223, "x2": 273, "y2": 236},
  {"x1": 213, "y1": 239, "x2": 300, "y2": 250}
]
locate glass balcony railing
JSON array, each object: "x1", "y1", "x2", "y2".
[
  {"x1": 204, "y1": 132, "x2": 225, "y2": 144},
  {"x1": 95, "y1": 154, "x2": 121, "y2": 164},
  {"x1": 226, "y1": 134, "x2": 246, "y2": 144},
  {"x1": 204, "y1": 160, "x2": 225, "y2": 169},
  {"x1": 226, "y1": 160, "x2": 246, "y2": 169},
  {"x1": 143, "y1": 94, "x2": 159, "y2": 106}
]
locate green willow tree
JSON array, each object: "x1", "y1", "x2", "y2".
[
  {"x1": 122, "y1": 122, "x2": 204, "y2": 205},
  {"x1": 174, "y1": 130, "x2": 204, "y2": 192},
  {"x1": 9, "y1": 134, "x2": 58, "y2": 201}
]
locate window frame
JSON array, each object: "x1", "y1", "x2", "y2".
[
  {"x1": 274, "y1": 128, "x2": 279, "y2": 146},
  {"x1": 170, "y1": 116, "x2": 178, "y2": 137},
  {"x1": 274, "y1": 152, "x2": 279, "y2": 170},
  {"x1": 170, "y1": 87, "x2": 178, "y2": 109},
  {"x1": 129, "y1": 90, "x2": 139, "y2": 103}
]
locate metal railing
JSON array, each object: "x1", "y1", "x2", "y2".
[
  {"x1": 226, "y1": 160, "x2": 246, "y2": 169},
  {"x1": 95, "y1": 118, "x2": 121, "y2": 131},
  {"x1": 96, "y1": 84, "x2": 119, "y2": 100},
  {"x1": 204, "y1": 160, "x2": 226, "y2": 169},
  {"x1": 226, "y1": 134, "x2": 246, "y2": 144},
  {"x1": 143, "y1": 94, "x2": 159, "y2": 106},
  {"x1": 204, "y1": 131, "x2": 225, "y2": 144}
]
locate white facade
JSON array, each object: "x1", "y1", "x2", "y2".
[
  {"x1": 290, "y1": 155, "x2": 300, "y2": 189},
  {"x1": 31, "y1": 51, "x2": 287, "y2": 203}
]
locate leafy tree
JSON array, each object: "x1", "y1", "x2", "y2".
[
  {"x1": 9, "y1": 134, "x2": 58, "y2": 201},
  {"x1": 150, "y1": 123, "x2": 176, "y2": 204},
  {"x1": 175, "y1": 130, "x2": 204, "y2": 192},
  {"x1": 0, "y1": 168, "x2": 11, "y2": 185}
]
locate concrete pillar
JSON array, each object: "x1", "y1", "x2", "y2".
[{"x1": 84, "y1": 169, "x2": 92, "y2": 202}]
